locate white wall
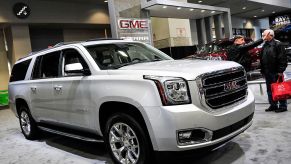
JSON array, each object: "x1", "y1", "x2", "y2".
[
  {"x1": 168, "y1": 19, "x2": 192, "y2": 38},
  {"x1": 231, "y1": 16, "x2": 270, "y2": 29},
  {"x1": 231, "y1": 17, "x2": 246, "y2": 28},
  {"x1": 151, "y1": 17, "x2": 170, "y2": 41},
  {"x1": 258, "y1": 18, "x2": 270, "y2": 29}
]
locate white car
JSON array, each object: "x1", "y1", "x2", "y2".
[{"x1": 9, "y1": 39, "x2": 254, "y2": 164}]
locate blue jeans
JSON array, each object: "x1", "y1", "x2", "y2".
[{"x1": 265, "y1": 72, "x2": 287, "y2": 108}]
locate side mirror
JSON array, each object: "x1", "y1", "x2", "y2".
[{"x1": 65, "y1": 63, "x2": 91, "y2": 76}]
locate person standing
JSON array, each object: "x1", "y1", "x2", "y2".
[
  {"x1": 260, "y1": 29, "x2": 288, "y2": 113},
  {"x1": 227, "y1": 35, "x2": 263, "y2": 72}
]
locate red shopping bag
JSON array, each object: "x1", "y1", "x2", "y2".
[{"x1": 271, "y1": 75, "x2": 291, "y2": 101}]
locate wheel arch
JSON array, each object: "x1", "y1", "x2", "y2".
[
  {"x1": 15, "y1": 98, "x2": 30, "y2": 117},
  {"x1": 98, "y1": 101, "x2": 158, "y2": 150}
]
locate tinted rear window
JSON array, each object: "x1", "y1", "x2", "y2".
[{"x1": 10, "y1": 59, "x2": 32, "y2": 82}]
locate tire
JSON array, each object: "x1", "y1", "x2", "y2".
[
  {"x1": 19, "y1": 105, "x2": 39, "y2": 140},
  {"x1": 105, "y1": 113, "x2": 152, "y2": 164}
]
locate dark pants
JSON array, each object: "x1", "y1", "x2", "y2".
[{"x1": 265, "y1": 72, "x2": 287, "y2": 109}]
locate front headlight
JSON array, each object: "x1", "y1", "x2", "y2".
[{"x1": 144, "y1": 75, "x2": 191, "y2": 105}]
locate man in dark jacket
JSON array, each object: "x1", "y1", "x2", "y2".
[
  {"x1": 227, "y1": 35, "x2": 263, "y2": 72},
  {"x1": 260, "y1": 29, "x2": 288, "y2": 113}
]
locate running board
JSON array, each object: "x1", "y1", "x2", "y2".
[{"x1": 38, "y1": 126, "x2": 104, "y2": 143}]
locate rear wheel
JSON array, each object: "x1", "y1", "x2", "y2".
[
  {"x1": 19, "y1": 106, "x2": 39, "y2": 140},
  {"x1": 105, "y1": 113, "x2": 151, "y2": 164}
]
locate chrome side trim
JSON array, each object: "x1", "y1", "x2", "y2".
[{"x1": 38, "y1": 126, "x2": 104, "y2": 143}]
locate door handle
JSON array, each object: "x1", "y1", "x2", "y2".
[
  {"x1": 31, "y1": 86, "x2": 37, "y2": 93},
  {"x1": 54, "y1": 85, "x2": 62, "y2": 91}
]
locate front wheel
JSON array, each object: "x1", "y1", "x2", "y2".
[
  {"x1": 19, "y1": 106, "x2": 39, "y2": 140},
  {"x1": 105, "y1": 113, "x2": 152, "y2": 164}
]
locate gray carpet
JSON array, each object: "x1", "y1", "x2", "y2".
[{"x1": 1, "y1": 105, "x2": 291, "y2": 164}]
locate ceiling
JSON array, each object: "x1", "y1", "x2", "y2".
[
  {"x1": 146, "y1": 5, "x2": 223, "y2": 19},
  {"x1": 188, "y1": 0, "x2": 291, "y2": 18}
]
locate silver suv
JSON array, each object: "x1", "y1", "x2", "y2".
[{"x1": 9, "y1": 40, "x2": 254, "y2": 164}]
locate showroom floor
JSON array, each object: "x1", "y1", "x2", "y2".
[{"x1": 1, "y1": 104, "x2": 291, "y2": 164}]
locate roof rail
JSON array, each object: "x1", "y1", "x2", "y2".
[
  {"x1": 53, "y1": 41, "x2": 82, "y2": 47},
  {"x1": 17, "y1": 38, "x2": 124, "y2": 61},
  {"x1": 86, "y1": 38, "x2": 123, "y2": 42},
  {"x1": 17, "y1": 47, "x2": 53, "y2": 61}
]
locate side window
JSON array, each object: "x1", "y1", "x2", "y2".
[
  {"x1": 32, "y1": 51, "x2": 61, "y2": 79},
  {"x1": 10, "y1": 59, "x2": 32, "y2": 82},
  {"x1": 32, "y1": 56, "x2": 42, "y2": 79},
  {"x1": 62, "y1": 49, "x2": 90, "y2": 76}
]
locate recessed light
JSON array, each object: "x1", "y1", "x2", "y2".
[
  {"x1": 242, "y1": 7, "x2": 247, "y2": 10},
  {"x1": 190, "y1": 9, "x2": 194, "y2": 11},
  {"x1": 254, "y1": 16, "x2": 257, "y2": 18},
  {"x1": 163, "y1": 6, "x2": 167, "y2": 9},
  {"x1": 104, "y1": 0, "x2": 108, "y2": 2},
  {"x1": 261, "y1": 10, "x2": 265, "y2": 12},
  {"x1": 198, "y1": 1, "x2": 203, "y2": 3},
  {"x1": 211, "y1": 11, "x2": 216, "y2": 13},
  {"x1": 272, "y1": 11, "x2": 276, "y2": 14},
  {"x1": 201, "y1": 10, "x2": 205, "y2": 13},
  {"x1": 177, "y1": 7, "x2": 181, "y2": 10}
]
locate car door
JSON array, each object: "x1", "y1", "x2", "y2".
[
  {"x1": 52, "y1": 48, "x2": 94, "y2": 130},
  {"x1": 29, "y1": 51, "x2": 62, "y2": 122}
]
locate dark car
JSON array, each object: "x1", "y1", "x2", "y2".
[
  {"x1": 186, "y1": 38, "x2": 262, "y2": 71},
  {"x1": 287, "y1": 47, "x2": 291, "y2": 62}
]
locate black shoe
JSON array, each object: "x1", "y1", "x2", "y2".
[
  {"x1": 265, "y1": 106, "x2": 277, "y2": 112},
  {"x1": 275, "y1": 107, "x2": 287, "y2": 113}
]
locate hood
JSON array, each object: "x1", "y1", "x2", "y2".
[{"x1": 107, "y1": 59, "x2": 242, "y2": 80}]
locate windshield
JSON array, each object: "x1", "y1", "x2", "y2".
[{"x1": 85, "y1": 42, "x2": 172, "y2": 70}]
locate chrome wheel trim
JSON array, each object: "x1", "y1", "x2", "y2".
[
  {"x1": 20, "y1": 111, "x2": 31, "y2": 136},
  {"x1": 109, "y1": 123, "x2": 140, "y2": 164}
]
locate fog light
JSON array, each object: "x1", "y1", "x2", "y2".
[{"x1": 177, "y1": 128, "x2": 213, "y2": 145}]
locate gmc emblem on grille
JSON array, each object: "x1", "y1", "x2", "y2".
[{"x1": 224, "y1": 81, "x2": 240, "y2": 91}]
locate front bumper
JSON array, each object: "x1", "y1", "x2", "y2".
[{"x1": 144, "y1": 89, "x2": 255, "y2": 151}]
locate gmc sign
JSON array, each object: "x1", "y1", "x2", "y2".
[{"x1": 118, "y1": 19, "x2": 148, "y2": 29}]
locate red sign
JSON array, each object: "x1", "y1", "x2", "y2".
[{"x1": 118, "y1": 19, "x2": 148, "y2": 29}]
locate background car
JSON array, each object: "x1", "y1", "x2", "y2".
[
  {"x1": 186, "y1": 38, "x2": 262, "y2": 71},
  {"x1": 286, "y1": 46, "x2": 291, "y2": 62}
]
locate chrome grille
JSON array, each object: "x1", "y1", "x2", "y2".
[{"x1": 198, "y1": 67, "x2": 248, "y2": 109}]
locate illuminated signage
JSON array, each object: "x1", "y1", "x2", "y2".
[
  {"x1": 118, "y1": 19, "x2": 148, "y2": 29},
  {"x1": 117, "y1": 18, "x2": 151, "y2": 44},
  {"x1": 273, "y1": 15, "x2": 290, "y2": 26}
]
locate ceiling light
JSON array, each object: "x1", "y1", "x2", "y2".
[
  {"x1": 272, "y1": 11, "x2": 276, "y2": 14},
  {"x1": 163, "y1": 6, "x2": 167, "y2": 9},
  {"x1": 201, "y1": 10, "x2": 205, "y2": 13},
  {"x1": 190, "y1": 9, "x2": 194, "y2": 11},
  {"x1": 104, "y1": 0, "x2": 108, "y2": 2},
  {"x1": 211, "y1": 11, "x2": 216, "y2": 13},
  {"x1": 177, "y1": 7, "x2": 181, "y2": 10},
  {"x1": 242, "y1": 7, "x2": 247, "y2": 10},
  {"x1": 254, "y1": 16, "x2": 257, "y2": 18},
  {"x1": 261, "y1": 10, "x2": 265, "y2": 12},
  {"x1": 198, "y1": 1, "x2": 203, "y2": 3}
]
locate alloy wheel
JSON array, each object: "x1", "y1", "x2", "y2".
[
  {"x1": 109, "y1": 123, "x2": 140, "y2": 164},
  {"x1": 20, "y1": 111, "x2": 31, "y2": 136}
]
